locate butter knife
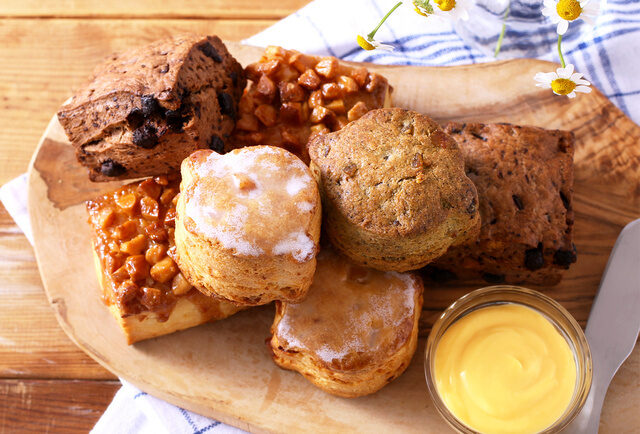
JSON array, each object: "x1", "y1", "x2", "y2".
[{"x1": 567, "y1": 218, "x2": 640, "y2": 433}]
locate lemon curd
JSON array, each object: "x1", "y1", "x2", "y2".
[{"x1": 433, "y1": 303, "x2": 577, "y2": 434}]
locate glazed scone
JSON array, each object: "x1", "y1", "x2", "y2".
[
  {"x1": 86, "y1": 176, "x2": 241, "y2": 344},
  {"x1": 429, "y1": 122, "x2": 576, "y2": 286},
  {"x1": 270, "y1": 249, "x2": 423, "y2": 398},
  {"x1": 308, "y1": 108, "x2": 480, "y2": 272},
  {"x1": 58, "y1": 34, "x2": 245, "y2": 181},
  {"x1": 175, "y1": 146, "x2": 322, "y2": 305}
]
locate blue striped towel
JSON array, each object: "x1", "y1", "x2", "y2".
[{"x1": 1, "y1": 0, "x2": 637, "y2": 433}]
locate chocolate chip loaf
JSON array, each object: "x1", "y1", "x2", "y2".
[
  {"x1": 429, "y1": 122, "x2": 576, "y2": 286},
  {"x1": 58, "y1": 34, "x2": 245, "y2": 181}
]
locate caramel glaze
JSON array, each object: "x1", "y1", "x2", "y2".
[{"x1": 87, "y1": 175, "x2": 224, "y2": 321}]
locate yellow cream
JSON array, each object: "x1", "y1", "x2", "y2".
[{"x1": 434, "y1": 303, "x2": 577, "y2": 434}]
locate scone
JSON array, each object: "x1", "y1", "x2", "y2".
[
  {"x1": 59, "y1": 34, "x2": 246, "y2": 181},
  {"x1": 269, "y1": 248, "x2": 423, "y2": 398},
  {"x1": 308, "y1": 108, "x2": 480, "y2": 272},
  {"x1": 175, "y1": 146, "x2": 322, "y2": 305},
  {"x1": 429, "y1": 122, "x2": 576, "y2": 286},
  {"x1": 86, "y1": 176, "x2": 241, "y2": 344},
  {"x1": 228, "y1": 46, "x2": 392, "y2": 163}
]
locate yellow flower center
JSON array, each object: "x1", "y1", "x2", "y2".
[
  {"x1": 556, "y1": 0, "x2": 582, "y2": 21},
  {"x1": 551, "y1": 78, "x2": 577, "y2": 95},
  {"x1": 357, "y1": 35, "x2": 375, "y2": 51},
  {"x1": 434, "y1": 0, "x2": 456, "y2": 12}
]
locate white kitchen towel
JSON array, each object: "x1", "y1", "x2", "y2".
[{"x1": 1, "y1": 0, "x2": 639, "y2": 432}]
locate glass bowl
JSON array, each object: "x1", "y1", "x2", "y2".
[{"x1": 424, "y1": 285, "x2": 592, "y2": 433}]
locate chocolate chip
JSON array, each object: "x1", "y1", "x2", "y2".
[
  {"x1": 218, "y1": 92, "x2": 236, "y2": 119},
  {"x1": 560, "y1": 191, "x2": 571, "y2": 210},
  {"x1": 132, "y1": 125, "x2": 158, "y2": 149},
  {"x1": 198, "y1": 42, "x2": 222, "y2": 62},
  {"x1": 524, "y1": 245, "x2": 545, "y2": 270},
  {"x1": 165, "y1": 109, "x2": 188, "y2": 132},
  {"x1": 490, "y1": 218, "x2": 498, "y2": 225},
  {"x1": 512, "y1": 194, "x2": 524, "y2": 210},
  {"x1": 230, "y1": 71, "x2": 239, "y2": 87},
  {"x1": 208, "y1": 135, "x2": 224, "y2": 153},
  {"x1": 553, "y1": 248, "x2": 577, "y2": 268},
  {"x1": 126, "y1": 108, "x2": 144, "y2": 129},
  {"x1": 482, "y1": 273, "x2": 505, "y2": 284},
  {"x1": 424, "y1": 266, "x2": 457, "y2": 283},
  {"x1": 100, "y1": 159, "x2": 126, "y2": 177},
  {"x1": 141, "y1": 95, "x2": 160, "y2": 117},
  {"x1": 159, "y1": 64, "x2": 169, "y2": 74},
  {"x1": 471, "y1": 132, "x2": 488, "y2": 141}
]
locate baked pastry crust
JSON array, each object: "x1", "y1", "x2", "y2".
[
  {"x1": 86, "y1": 176, "x2": 241, "y2": 344},
  {"x1": 228, "y1": 46, "x2": 392, "y2": 163},
  {"x1": 175, "y1": 147, "x2": 322, "y2": 306},
  {"x1": 309, "y1": 108, "x2": 480, "y2": 272},
  {"x1": 59, "y1": 34, "x2": 245, "y2": 181},
  {"x1": 269, "y1": 249, "x2": 423, "y2": 398},
  {"x1": 93, "y1": 251, "x2": 239, "y2": 344},
  {"x1": 430, "y1": 122, "x2": 576, "y2": 286}
]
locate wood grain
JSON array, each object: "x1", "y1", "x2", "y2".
[
  {"x1": 27, "y1": 42, "x2": 640, "y2": 433},
  {"x1": 0, "y1": 379, "x2": 119, "y2": 433},
  {"x1": 0, "y1": 0, "x2": 309, "y2": 19},
  {"x1": 0, "y1": 18, "x2": 276, "y2": 185},
  {"x1": 0, "y1": 204, "x2": 115, "y2": 380}
]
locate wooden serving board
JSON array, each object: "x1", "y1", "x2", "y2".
[{"x1": 28, "y1": 42, "x2": 640, "y2": 433}]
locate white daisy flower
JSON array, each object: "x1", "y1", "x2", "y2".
[
  {"x1": 356, "y1": 34, "x2": 394, "y2": 51},
  {"x1": 411, "y1": 0, "x2": 470, "y2": 21},
  {"x1": 432, "y1": 0, "x2": 471, "y2": 21},
  {"x1": 542, "y1": 0, "x2": 601, "y2": 35},
  {"x1": 534, "y1": 64, "x2": 592, "y2": 98}
]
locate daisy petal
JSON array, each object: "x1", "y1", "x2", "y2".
[
  {"x1": 557, "y1": 20, "x2": 569, "y2": 35},
  {"x1": 567, "y1": 91, "x2": 577, "y2": 98},
  {"x1": 536, "y1": 82, "x2": 552, "y2": 89},
  {"x1": 570, "y1": 72, "x2": 584, "y2": 81},
  {"x1": 557, "y1": 64, "x2": 574, "y2": 78},
  {"x1": 575, "y1": 79, "x2": 591, "y2": 86},
  {"x1": 575, "y1": 85, "x2": 592, "y2": 93}
]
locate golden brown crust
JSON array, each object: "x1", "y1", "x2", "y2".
[
  {"x1": 94, "y1": 251, "x2": 240, "y2": 344},
  {"x1": 431, "y1": 122, "x2": 576, "y2": 286},
  {"x1": 269, "y1": 249, "x2": 423, "y2": 398},
  {"x1": 308, "y1": 108, "x2": 480, "y2": 272},
  {"x1": 174, "y1": 147, "x2": 322, "y2": 306}
]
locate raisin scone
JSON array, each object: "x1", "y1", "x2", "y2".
[
  {"x1": 428, "y1": 122, "x2": 576, "y2": 286},
  {"x1": 58, "y1": 34, "x2": 246, "y2": 181},
  {"x1": 308, "y1": 108, "x2": 480, "y2": 272}
]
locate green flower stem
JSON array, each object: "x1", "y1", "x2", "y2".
[
  {"x1": 367, "y1": 1, "x2": 403, "y2": 40},
  {"x1": 557, "y1": 35, "x2": 566, "y2": 68},
  {"x1": 494, "y1": 2, "x2": 510, "y2": 57}
]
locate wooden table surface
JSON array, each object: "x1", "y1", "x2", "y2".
[{"x1": 0, "y1": 2, "x2": 637, "y2": 433}]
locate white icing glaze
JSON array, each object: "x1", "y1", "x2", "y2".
[
  {"x1": 184, "y1": 147, "x2": 317, "y2": 261},
  {"x1": 276, "y1": 251, "x2": 419, "y2": 364}
]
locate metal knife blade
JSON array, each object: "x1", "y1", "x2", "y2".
[{"x1": 566, "y1": 218, "x2": 640, "y2": 433}]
